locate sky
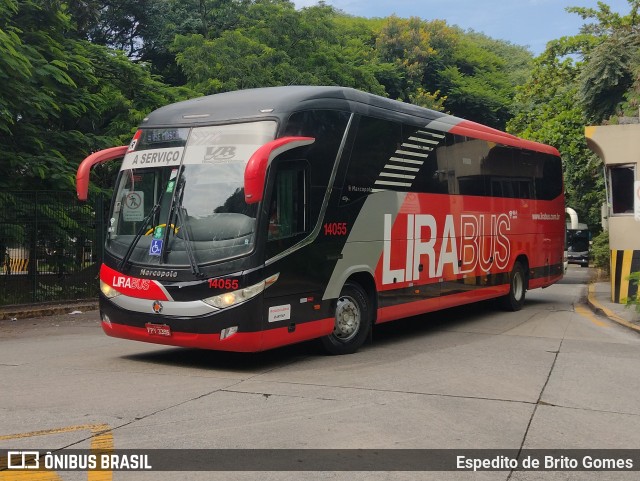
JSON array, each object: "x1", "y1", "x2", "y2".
[{"x1": 292, "y1": 0, "x2": 633, "y2": 55}]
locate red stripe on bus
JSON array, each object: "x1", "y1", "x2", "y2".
[
  {"x1": 100, "y1": 264, "x2": 170, "y2": 301},
  {"x1": 376, "y1": 286, "x2": 510, "y2": 324},
  {"x1": 451, "y1": 121, "x2": 560, "y2": 156},
  {"x1": 102, "y1": 318, "x2": 334, "y2": 352}
]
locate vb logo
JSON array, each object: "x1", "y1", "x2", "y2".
[{"x1": 205, "y1": 146, "x2": 236, "y2": 162}]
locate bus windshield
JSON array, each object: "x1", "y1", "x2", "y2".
[
  {"x1": 106, "y1": 121, "x2": 277, "y2": 267},
  {"x1": 567, "y1": 230, "x2": 590, "y2": 253}
]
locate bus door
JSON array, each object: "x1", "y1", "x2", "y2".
[
  {"x1": 257, "y1": 110, "x2": 352, "y2": 339},
  {"x1": 261, "y1": 158, "x2": 331, "y2": 335}
]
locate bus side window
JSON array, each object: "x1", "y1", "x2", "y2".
[
  {"x1": 535, "y1": 153, "x2": 563, "y2": 200},
  {"x1": 340, "y1": 116, "x2": 403, "y2": 203},
  {"x1": 267, "y1": 166, "x2": 307, "y2": 243}
]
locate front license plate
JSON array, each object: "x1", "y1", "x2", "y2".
[{"x1": 145, "y1": 323, "x2": 171, "y2": 337}]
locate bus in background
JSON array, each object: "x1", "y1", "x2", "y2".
[
  {"x1": 76, "y1": 86, "x2": 565, "y2": 355},
  {"x1": 566, "y1": 227, "x2": 591, "y2": 268},
  {"x1": 564, "y1": 208, "x2": 589, "y2": 269}
]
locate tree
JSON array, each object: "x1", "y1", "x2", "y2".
[
  {"x1": 0, "y1": 0, "x2": 193, "y2": 194},
  {"x1": 173, "y1": 1, "x2": 388, "y2": 95},
  {"x1": 0, "y1": 0, "x2": 195, "y2": 301},
  {"x1": 375, "y1": 17, "x2": 532, "y2": 128},
  {"x1": 568, "y1": 1, "x2": 640, "y2": 122},
  {"x1": 507, "y1": 1, "x2": 640, "y2": 229},
  {"x1": 376, "y1": 16, "x2": 438, "y2": 101},
  {"x1": 578, "y1": 30, "x2": 640, "y2": 121},
  {"x1": 0, "y1": 0, "x2": 99, "y2": 191},
  {"x1": 507, "y1": 44, "x2": 604, "y2": 229}
]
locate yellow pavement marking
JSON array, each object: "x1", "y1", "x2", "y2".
[
  {"x1": 0, "y1": 424, "x2": 113, "y2": 481},
  {"x1": 0, "y1": 461, "x2": 64, "y2": 481},
  {"x1": 588, "y1": 283, "x2": 640, "y2": 333},
  {"x1": 575, "y1": 304, "x2": 609, "y2": 328}
]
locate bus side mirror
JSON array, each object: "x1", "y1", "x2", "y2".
[
  {"x1": 244, "y1": 136, "x2": 314, "y2": 204},
  {"x1": 76, "y1": 145, "x2": 129, "y2": 201}
]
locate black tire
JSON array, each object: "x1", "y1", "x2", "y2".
[
  {"x1": 501, "y1": 261, "x2": 526, "y2": 311},
  {"x1": 320, "y1": 282, "x2": 371, "y2": 355}
]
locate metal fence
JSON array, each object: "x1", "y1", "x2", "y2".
[{"x1": 0, "y1": 191, "x2": 107, "y2": 306}]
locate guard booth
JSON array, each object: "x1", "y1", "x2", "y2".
[{"x1": 586, "y1": 123, "x2": 640, "y2": 303}]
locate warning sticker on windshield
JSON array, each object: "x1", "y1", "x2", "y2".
[{"x1": 122, "y1": 191, "x2": 144, "y2": 222}]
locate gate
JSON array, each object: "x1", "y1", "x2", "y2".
[{"x1": 0, "y1": 191, "x2": 107, "y2": 306}]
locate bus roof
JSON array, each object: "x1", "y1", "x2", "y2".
[
  {"x1": 141, "y1": 86, "x2": 559, "y2": 156},
  {"x1": 142, "y1": 86, "x2": 440, "y2": 125}
]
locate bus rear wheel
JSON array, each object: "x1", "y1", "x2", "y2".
[
  {"x1": 501, "y1": 261, "x2": 526, "y2": 311},
  {"x1": 320, "y1": 282, "x2": 371, "y2": 355}
]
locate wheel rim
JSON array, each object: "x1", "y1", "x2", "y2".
[
  {"x1": 513, "y1": 270, "x2": 524, "y2": 301},
  {"x1": 333, "y1": 295, "x2": 361, "y2": 342}
]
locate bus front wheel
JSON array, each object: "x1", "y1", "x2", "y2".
[
  {"x1": 320, "y1": 282, "x2": 371, "y2": 355},
  {"x1": 502, "y1": 261, "x2": 526, "y2": 311}
]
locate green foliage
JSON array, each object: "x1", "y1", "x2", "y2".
[
  {"x1": 437, "y1": 36, "x2": 511, "y2": 127},
  {"x1": 578, "y1": 31, "x2": 640, "y2": 122},
  {"x1": 174, "y1": 2, "x2": 389, "y2": 95},
  {"x1": 374, "y1": 17, "x2": 530, "y2": 127},
  {"x1": 409, "y1": 88, "x2": 446, "y2": 111},
  {"x1": 565, "y1": 1, "x2": 640, "y2": 122},
  {"x1": 507, "y1": 50, "x2": 605, "y2": 229},
  {"x1": 0, "y1": 0, "x2": 193, "y2": 196},
  {"x1": 464, "y1": 31, "x2": 533, "y2": 87},
  {"x1": 625, "y1": 271, "x2": 640, "y2": 312},
  {"x1": 567, "y1": 1, "x2": 639, "y2": 37},
  {"x1": 175, "y1": 31, "x2": 290, "y2": 93},
  {"x1": 505, "y1": 0, "x2": 640, "y2": 230},
  {"x1": 375, "y1": 16, "x2": 438, "y2": 100},
  {"x1": 169, "y1": 3, "x2": 530, "y2": 127},
  {"x1": 0, "y1": 0, "x2": 194, "y2": 307},
  {"x1": 591, "y1": 230, "x2": 610, "y2": 273},
  {"x1": 0, "y1": 0, "x2": 95, "y2": 191}
]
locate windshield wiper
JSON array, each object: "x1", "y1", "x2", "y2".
[
  {"x1": 163, "y1": 177, "x2": 202, "y2": 277},
  {"x1": 175, "y1": 205, "x2": 202, "y2": 277},
  {"x1": 118, "y1": 201, "x2": 161, "y2": 272}
]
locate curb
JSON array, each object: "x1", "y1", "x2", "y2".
[
  {"x1": 0, "y1": 301, "x2": 99, "y2": 321},
  {"x1": 586, "y1": 283, "x2": 640, "y2": 333}
]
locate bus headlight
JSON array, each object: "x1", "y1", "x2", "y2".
[
  {"x1": 100, "y1": 280, "x2": 121, "y2": 299},
  {"x1": 203, "y1": 273, "x2": 279, "y2": 309}
]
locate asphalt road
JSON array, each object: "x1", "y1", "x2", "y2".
[{"x1": 1, "y1": 266, "x2": 640, "y2": 480}]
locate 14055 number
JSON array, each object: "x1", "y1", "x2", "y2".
[
  {"x1": 208, "y1": 278, "x2": 239, "y2": 290},
  {"x1": 324, "y1": 222, "x2": 348, "y2": 236}
]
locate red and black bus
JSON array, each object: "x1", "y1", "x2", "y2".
[{"x1": 77, "y1": 86, "x2": 565, "y2": 354}]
